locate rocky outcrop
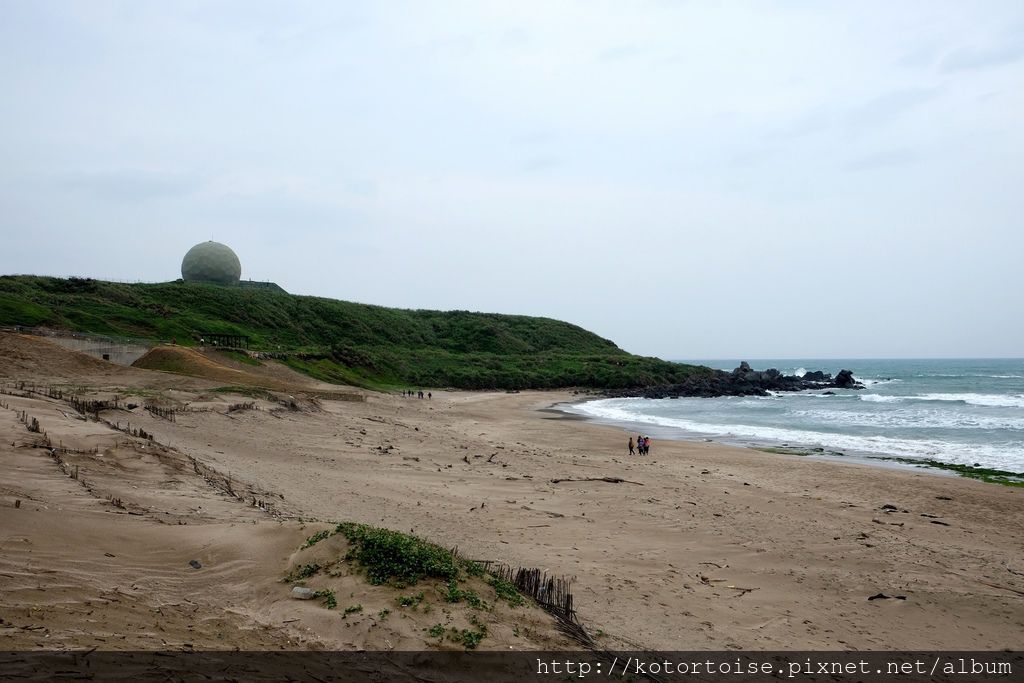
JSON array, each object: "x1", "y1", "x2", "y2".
[
  {"x1": 608, "y1": 362, "x2": 864, "y2": 399},
  {"x1": 834, "y1": 369, "x2": 859, "y2": 388}
]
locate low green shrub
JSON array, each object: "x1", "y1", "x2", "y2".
[
  {"x1": 285, "y1": 563, "x2": 321, "y2": 582},
  {"x1": 313, "y1": 589, "x2": 337, "y2": 609},
  {"x1": 335, "y1": 522, "x2": 460, "y2": 586},
  {"x1": 302, "y1": 530, "x2": 331, "y2": 549}
]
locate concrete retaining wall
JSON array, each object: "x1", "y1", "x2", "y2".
[{"x1": 47, "y1": 336, "x2": 152, "y2": 366}]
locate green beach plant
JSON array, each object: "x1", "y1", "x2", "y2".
[
  {"x1": 488, "y1": 574, "x2": 525, "y2": 607},
  {"x1": 397, "y1": 591, "x2": 426, "y2": 609},
  {"x1": 285, "y1": 563, "x2": 322, "y2": 582},
  {"x1": 313, "y1": 589, "x2": 337, "y2": 610},
  {"x1": 302, "y1": 530, "x2": 332, "y2": 549},
  {"x1": 334, "y1": 522, "x2": 461, "y2": 586},
  {"x1": 444, "y1": 579, "x2": 486, "y2": 609},
  {"x1": 448, "y1": 615, "x2": 488, "y2": 649}
]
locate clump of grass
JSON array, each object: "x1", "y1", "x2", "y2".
[
  {"x1": 302, "y1": 529, "x2": 332, "y2": 549},
  {"x1": 378, "y1": 608, "x2": 390, "y2": 620},
  {"x1": 397, "y1": 591, "x2": 425, "y2": 609},
  {"x1": 285, "y1": 563, "x2": 321, "y2": 582},
  {"x1": 426, "y1": 623, "x2": 445, "y2": 639},
  {"x1": 488, "y1": 575, "x2": 525, "y2": 607},
  {"x1": 334, "y1": 522, "x2": 460, "y2": 586},
  {"x1": 313, "y1": 589, "x2": 337, "y2": 609},
  {"x1": 448, "y1": 615, "x2": 487, "y2": 649},
  {"x1": 342, "y1": 604, "x2": 363, "y2": 618},
  {"x1": 445, "y1": 579, "x2": 486, "y2": 609}
]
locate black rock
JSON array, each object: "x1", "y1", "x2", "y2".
[
  {"x1": 189, "y1": 560, "x2": 202, "y2": 569},
  {"x1": 835, "y1": 369, "x2": 863, "y2": 388},
  {"x1": 605, "y1": 363, "x2": 867, "y2": 399}
]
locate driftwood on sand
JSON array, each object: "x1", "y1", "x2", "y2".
[{"x1": 549, "y1": 476, "x2": 643, "y2": 485}]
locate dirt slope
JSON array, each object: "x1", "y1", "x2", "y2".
[{"x1": 132, "y1": 345, "x2": 361, "y2": 399}]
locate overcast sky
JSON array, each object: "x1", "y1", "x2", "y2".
[{"x1": 2, "y1": 2, "x2": 1022, "y2": 359}]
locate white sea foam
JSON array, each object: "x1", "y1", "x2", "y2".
[
  {"x1": 857, "y1": 392, "x2": 1024, "y2": 409},
  {"x1": 854, "y1": 376, "x2": 901, "y2": 387},
  {"x1": 919, "y1": 393, "x2": 1024, "y2": 408},
  {"x1": 793, "y1": 367, "x2": 807, "y2": 378},
  {"x1": 860, "y1": 394, "x2": 904, "y2": 403},
  {"x1": 791, "y1": 408, "x2": 1024, "y2": 431},
  {"x1": 930, "y1": 373, "x2": 1024, "y2": 379}
]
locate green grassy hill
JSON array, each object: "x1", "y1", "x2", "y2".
[{"x1": 0, "y1": 275, "x2": 709, "y2": 390}]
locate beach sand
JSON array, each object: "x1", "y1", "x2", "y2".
[{"x1": 1, "y1": 333, "x2": 1021, "y2": 651}]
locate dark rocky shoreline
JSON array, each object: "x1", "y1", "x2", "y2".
[{"x1": 610, "y1": 362, "x2": 865, "y2": 399}]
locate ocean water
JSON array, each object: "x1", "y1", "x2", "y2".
[{"x1": 568, "y1": 359, "x2": 1024, "y2": 473}]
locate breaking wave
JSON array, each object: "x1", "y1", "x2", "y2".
[{"x1": 858, "y1": 393, "x2": 1024, "y2": 409}]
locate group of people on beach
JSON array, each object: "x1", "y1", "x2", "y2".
[
  {"x1": 402, "y1": 390, "x2": 430, "y2": 399},
  {"x1": 629, "y1": 435, "x2": 651, "y2": 456}
]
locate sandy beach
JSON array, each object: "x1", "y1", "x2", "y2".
[{"x1": 1, "y1": 333, "x2": 1021, "y2": 652}]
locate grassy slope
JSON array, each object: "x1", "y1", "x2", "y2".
[{"x1": 0, "y1": 275, "x2": 708, "y2": 390}]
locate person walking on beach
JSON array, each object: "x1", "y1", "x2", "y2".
[
  {"x1": 644, "y1": 436, "x2": 652, "y2": 456},
  {"x1": 637, "y1": 434, "x2": 645, "y2": 455},
  {"x1": 628, "y1": 437, "x2": 635, "y2": 455}
]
